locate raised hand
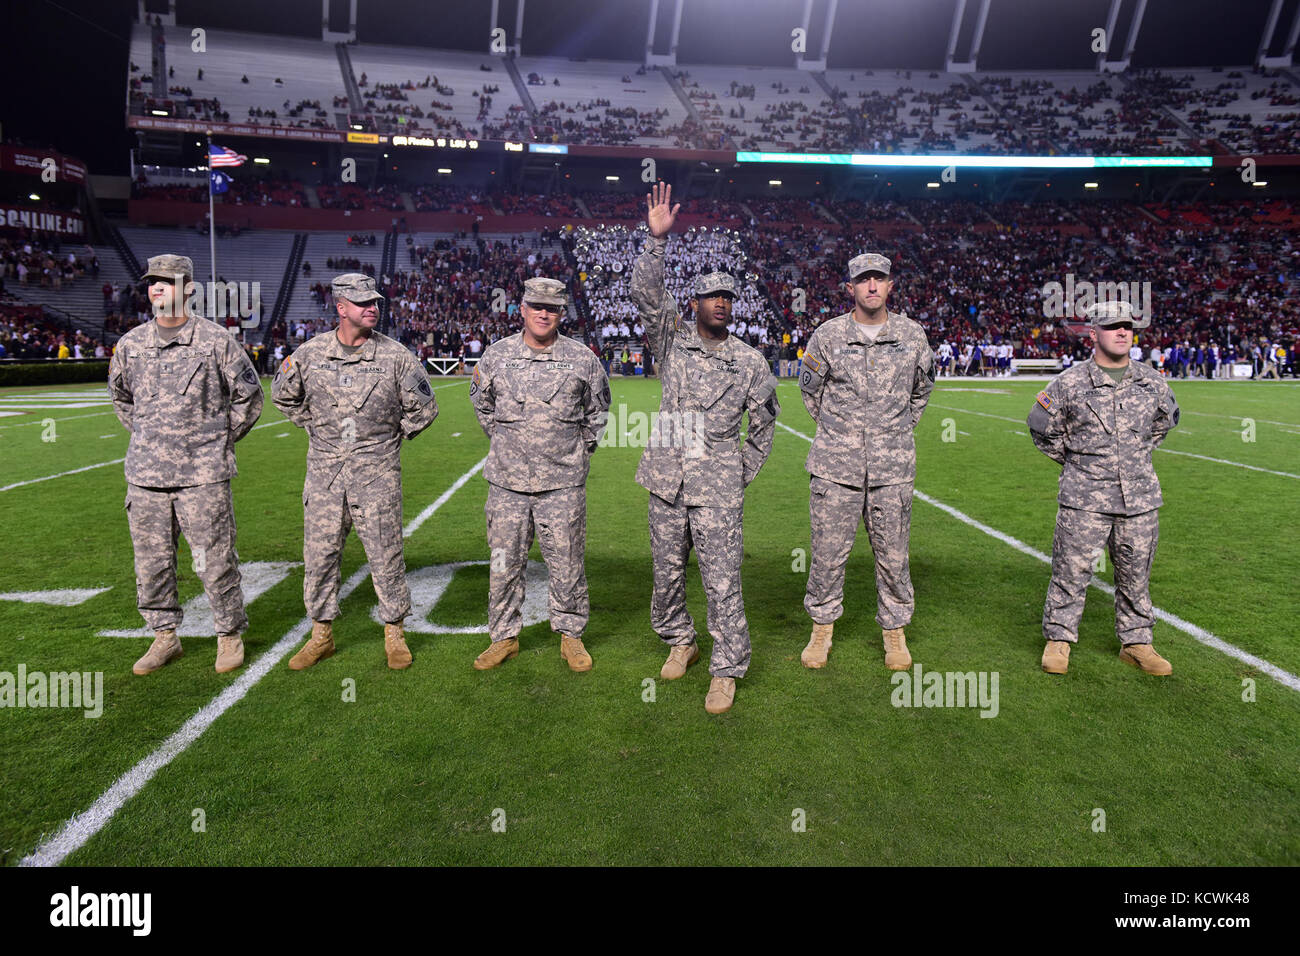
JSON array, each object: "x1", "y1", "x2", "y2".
[{"x1": 646, "y1": 181, "x2": 680, "y2": 239}]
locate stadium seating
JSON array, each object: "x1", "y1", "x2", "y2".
[
  {"x1": 349, "y1": 45, "x2": 521, "y2": 139},
  {"x1": 128, "y1": 25, "x2": 346, "y2": 129}
]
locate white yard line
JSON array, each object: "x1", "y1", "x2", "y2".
[
  {"x1": 21, "y1": 454, "x2": 486, "y2": 868},
  {"x1": 404, "y1": 457, "x2": 486, "y2": 537},
  {"x1": 1181, "y1": 410, "x2": 1300, "y2": 428},
  {"x1": 928, "y1": 404, "x2": 1299, "y2": 480},
  {"x1": 775, "y1": 420, "x2": 1300, "y2": 694},
  {"x1": 0, "y1": 458, "x2": 125, "y2": 493},
  {"x1": 0, "y1": 412, "x2": 115, "y2": 430}
]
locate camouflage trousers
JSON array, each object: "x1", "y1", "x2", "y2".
[
  {"x1": 303, "y1": 468, "x2": 410, "y2": 624},
  {"x1": 124, "y1": 480, "x2": 247, "y2": 635},
  {"x1": 805, "y1": 476, "x2": 914, "y2": 630},
  {"x1": 648, "y1": 489, "x2": 749, "y2": 679},
  {"x1": 486, "y1": 483, "x2": 589, "y2": 641},
  {"x1": 1044, "y1": 506, "x2": 1159, "y2": 646}
]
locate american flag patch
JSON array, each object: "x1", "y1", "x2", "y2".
[
  {"x1": 1036, "y1": 390, "x2": 1053, "y2": 411},
  {"x1": 803, "y1": 353, "x2": 822, "y2": 373}
]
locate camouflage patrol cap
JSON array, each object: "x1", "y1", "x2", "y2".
[
  {"x1": 332, "y1": 273, "x2": 384, "y2": 304},
  {"x1": 848, "y1": 253, "x2": 891, "y2": 280},
  {"x1": 692, "y1": 271, "x2": 736, "y2": 298},
  {"x1": 1086, "y1": 299, "x2": 1149, "y2": 330},
  {"x1": 141, "y1": 254, "x2": 194, "y2": 282},
  {"x1": 522, "y1": 276, "x2": 568, "y2": 307}
]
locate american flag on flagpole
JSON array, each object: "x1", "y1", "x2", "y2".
[{"x1": 209, "y1": 144, "x2": 247, "y2": 168}]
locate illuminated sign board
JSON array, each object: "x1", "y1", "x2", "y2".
[{"x1": 735, "y1": 151, "x2": 1213, "y2": 169}]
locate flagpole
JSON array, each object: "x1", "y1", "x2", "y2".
[{"x1": 206, "y1": 130, "x2": 216, "y2": 295}]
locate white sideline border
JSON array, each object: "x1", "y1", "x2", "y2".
[
  {"x1": 775, "y1": 420, "x2": 1300, "y2": 694},
  {"x1": 21, "y1": 454, "x2": 485, "y2": 867}
]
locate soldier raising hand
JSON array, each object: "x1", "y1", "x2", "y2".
[{"x1": 631, "y1": 182, "x2": 780, "y2": 715}]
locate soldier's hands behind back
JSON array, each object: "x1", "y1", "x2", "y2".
[{"x1": 646, "y1": 181, "x2": 680, "y2": 239}]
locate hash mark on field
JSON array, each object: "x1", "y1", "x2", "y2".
[
  {"x1": 775, "y1": 420, "x2": 1300, "y2": 694},
  {"x1": 21, "y1": 455, "x2": 486, "y2": 867}
]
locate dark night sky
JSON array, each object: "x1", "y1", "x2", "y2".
[{"x1": 1, "y1": 0, "x2": 1294, "y2": 175}]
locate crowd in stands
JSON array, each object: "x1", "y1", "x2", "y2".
[
  {"x1": 0, "y1": 235, "x2": 100, "y2": 290},
  {"x1": 0, "y1": 313, "x2": 104, "y2": 360},
  {"x1": 384, "y1": 234, "x2": 575, "y2": 361},
  {"x1": 532, "y1": 99, "x2": 673, "y2": 146}
]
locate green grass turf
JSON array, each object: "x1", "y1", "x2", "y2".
[{"x1": 0, "y1": 375, "x2": 1297, "y2": 865}]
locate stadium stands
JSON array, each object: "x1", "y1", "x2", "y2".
[
  {"x1": 128, "y1": 25, "x2": 346, "y2": 129},
  {"x1": 348, "y1": 45, "x2": 521, "y2": 139}
]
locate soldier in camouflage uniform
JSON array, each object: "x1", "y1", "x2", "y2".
[
  {"x1": 1028, "y1": 299, "x2": 1180, "y2": 676},
  {"x1": 108, "y1": 254, "x2": 263, "y2": 676},
  {"x1": 632, "y1": 182, "x2": 780, "y2": 715},
  {"x1": 469, "y1": 277, "x2": 611, "y2": 672},
  {"x1": 798, "y1": 253, "x2": 934, "y2": 672},
  {"x1": 272, "y1": 274, "x2": 438, "y2": 670}
]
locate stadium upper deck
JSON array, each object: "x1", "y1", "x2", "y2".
[{"x1": 125, "y1": 22, "x2": 1300, "y2": 158}]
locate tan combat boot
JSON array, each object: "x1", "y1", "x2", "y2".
[
  {"x1": 802, "y1": 622, "x2": 833, "y2": 669},
  {"x1": 289, "y1": 621, "x2": 335, "y2": 670},
  {"x1": 385, "y1": 622, "x2": 412, "y2": 670},
  {"x1": 133, "y1": 630, "x2": 183, "y2": 675},
  {"x1": 215, "y1": 634, "x2": 245, "y2": 674},
  {"x1": 1042, "y1": 640, "x2": 1071, "y2": 675},
  {"x1": 474, "y1": 638, "x2": 519, "y2": 670},
  {"x1": 1119, "y1": 643, "x2": 1172, "y2": 676},
  {"x1": 882, "y1": 628, "x2": 911, "y2": 670},
  {"x1": 560, "y1": 634, "x2": 592, "y2": 672},
  {"x1": 705, "y1": 676, "x2": 736, "y2": 714},
  {"x1": 661, "y1": 641, "x2": 700, "y2": 680}
]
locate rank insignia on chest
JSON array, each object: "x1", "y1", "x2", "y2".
[
  {"x1": 339, "y1": 374, "x2": 353, "y2": 387},
  {"x1": 1036, "y1": 391, "x2": 1053, "y2": 411}
]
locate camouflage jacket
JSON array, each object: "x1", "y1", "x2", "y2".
[
  {"x1": 1027, "y1": 357, "x2": 1179, "y2": 515},
  {"x1": 470, "y1": 332, "x2": 610, "y2": 493},
  {"x1": 271, "y1": 329, "x2": 437, "y2": 489},
  {"x1": 108, "y1": 315, "x2": 263, "y2": 487},
  {"x1": 799, "y1": 310, "x2": 934, "y2": 489},
  {"x1": 630, "y1": 235, "x2": 779, "y2": 506}
]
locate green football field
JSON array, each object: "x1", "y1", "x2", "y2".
[{"x1": 1, "y1": 374, "x2": 1298, "y2": 866}]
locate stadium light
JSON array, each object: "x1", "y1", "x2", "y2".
[
  {"x1": 151, "y1": 110, "x2": 168, "y2": 116},
  {"x1": 768, "y1": 179, "x2": 782, "y2": 186},
  {"x1": 253, "y1": 157, "x2": 270, "y2": 164},
  {"x1": 351, "y1": 125, "x2": 363, "y2": 131},
  {"x1": 1084, "y1": 182, "x2": 1099, "y2": 189},
  {"x1": 28, "y1": 193, "x2": 40, "y2": 201},
  {"x1": 605, "y1": 176, "x2": 619, "y2": 181},
  {"x1": 926, "y1": 182, "x2": 940, "y2": 188},
  {"x1": 1252, "y1": 181, "x2": 1268, "y2": 187},
  {"x1": 437, "y1": 168, "x2": 451, "y2": 174}
]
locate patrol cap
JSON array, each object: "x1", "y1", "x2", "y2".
[
  {"x1": 692, "y1": 271, "x2": 737, "y2": 298},
  {"x1": 522, "y1": 276, "x2": 569, "y2": 307},
  {"x1": 141, "y1": 254, "x2": 194, "y2": 283},
  {"x1": 1086, "y1": 299, "x2": 1149, "y2": 330},
  {"x1": 331, "y1": 273, "x2": 385, "y2": 304},
  {"x1": 848, "y1": 253, "x2": 891, "y2": 280}
]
